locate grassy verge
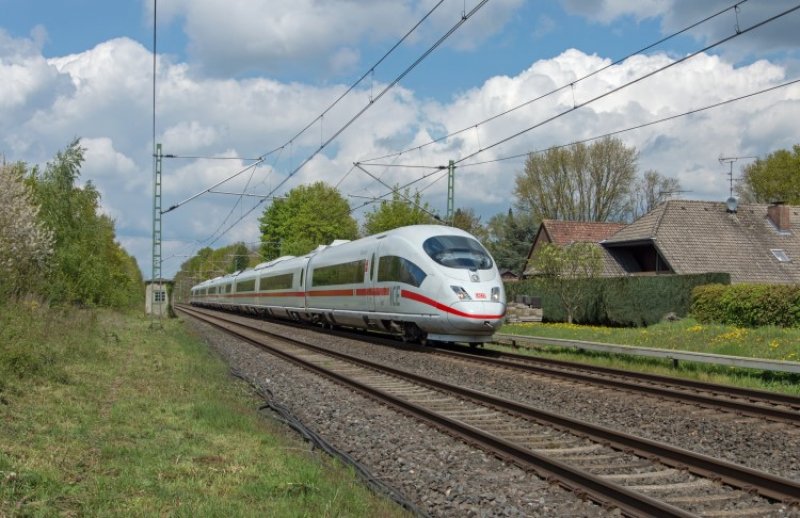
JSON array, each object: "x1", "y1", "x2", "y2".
[
  {"x1": 0, "y1": 302, "x2": 407, "y2": 517},
  {"x1": 500, "y1": 319, "x2": 800, "y2": 395}
]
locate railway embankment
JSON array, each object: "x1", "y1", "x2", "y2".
[{"x1": 0, "y1": 305, "x2": 407, "y2": 517}]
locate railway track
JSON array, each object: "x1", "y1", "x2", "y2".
[
  {"x1": 177, "y1": 305, "x2": 800, "y2": 517},
  {"x1": 205, "y1": 307, "x2": 800, "y2": 427},
  {"x1": 427, "y1": 344, "x2": 800, "y2": 426}
]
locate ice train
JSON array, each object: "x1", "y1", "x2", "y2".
[{"x1": 190, "y1": 225, "x2": 506, "y2": 344}]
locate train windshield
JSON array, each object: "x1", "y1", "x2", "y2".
[{"x1": 423, "y1": 235, "x2": 493, "y2": 270}]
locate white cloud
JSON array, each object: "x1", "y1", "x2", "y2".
[
  {"x1": 2, "y1": 27, "x2": 799, "y2": 278},
  {"x1": 147, "y1": 0, "x2": 523, "y2": 77}
]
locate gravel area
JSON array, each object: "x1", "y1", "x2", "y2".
[
  {"x1": 183, "y1": 316, "x2": 610, "y2": 517},
  {"x1": 183, "y1": 313, "x2": 800, "y2": 515},
  {"x1": 254, "y1": 319, "x2": 800, "y2": 482}
]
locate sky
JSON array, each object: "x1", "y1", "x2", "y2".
[{"x1": 2, "y1": 0, "x2": 799, "y2": 279}]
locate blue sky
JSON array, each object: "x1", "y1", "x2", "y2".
[{"x1": 1, "y1": 0, "x2": 799, "y2": 278}]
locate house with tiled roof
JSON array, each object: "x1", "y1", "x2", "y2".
[
  {"x1": 522, "y1": 219, "x2": 628, "y2": 277},
  {"x1": 602, "y1": 200, "x2": 800, "y2": 284}
]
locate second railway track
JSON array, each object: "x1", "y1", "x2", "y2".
[{"x1": 178, "y1": 305, "x2": 800, "y2": 517}]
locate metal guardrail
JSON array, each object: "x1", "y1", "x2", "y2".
[{"x1": 495, "y1": 333, "x2": 800, "y2": 374}]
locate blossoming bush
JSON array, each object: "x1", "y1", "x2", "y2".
[{"x1": 0, "y1": 164, "x2": 53, "y2": 299}]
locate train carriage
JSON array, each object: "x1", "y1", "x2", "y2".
[{"x1": 191, "y1": 225, "x2": 506, "y2": 344}]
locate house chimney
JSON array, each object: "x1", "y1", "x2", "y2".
[{"x1": 767, "y1": 201, "x2": 791, "y2": 231}]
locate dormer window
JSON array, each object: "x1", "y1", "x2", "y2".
[{"x1": 771, "y1": 249, "x2": 791, "y2": 262}]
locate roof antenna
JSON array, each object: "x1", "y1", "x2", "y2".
[{"x1": 718, "y1": 154, "x2": 756, "y2": 198}]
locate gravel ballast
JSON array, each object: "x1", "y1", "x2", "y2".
[{"x1": 183, "y1": 314, "x2": 799, "y2": 516}]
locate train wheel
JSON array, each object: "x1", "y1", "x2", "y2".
[{"x1": 401, "y1": 322, "x2": 426, "y2": 344}]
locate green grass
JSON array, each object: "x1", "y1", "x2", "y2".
[
  {"x1": 0, "y1": 302, "x2": 407, "y2": 517},
  {"x1": 499, "y1": 318, "x2": 800, "y2": 395}
]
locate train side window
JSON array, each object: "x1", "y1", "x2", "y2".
[
  {"x1": 378, "y1": 255, "x2": 426, "y2": 287},
  {"x1": 300, "y1": 269, "x2": 304, "y2": 287},
  {"x1": 236, "y1": 279, "x2": 257, "y2": 292},
  {"x1": 370, "y1": 253, "x2": 376, "y2": 281},
  {"x1": 259, "y1": 273, "x2": 293, "y2": 290},
  {"x1": 312, "y1": 259, "x2": 366, "y2": 286}
]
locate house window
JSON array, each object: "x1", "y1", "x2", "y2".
[
  {"x1": 771, "y1": 249, "x2": 791, "y2": 262},
  {"x1": 153, "y1": 290, "x2": 166, "y2": 302}
]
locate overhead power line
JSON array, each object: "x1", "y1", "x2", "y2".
[
  {"x1": 452, "y1": 2, "x2": 800, "y2": 167},
  {"x1": 349, "y1": 76, "x2": 800, "y2": 221},
  {"x1": 190, "y1": 0, "x2": 492, "y2": 250},
  {"x1": 457, "y1": 77, "x2": 800, "y2": 168},
  {"x1": 164, "y1": 0, "x2": 447, "y2": 217},
  {"x1": 358, "y1": 0, "x2": 751, "y2": 164}
]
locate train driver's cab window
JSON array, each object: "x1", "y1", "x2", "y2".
[
  {"x1": 423, "y1": 235, "x2": 493, "y2": 270},
  {"x1": 378, "y1": 256, "x2": 426, "y2": 287}
]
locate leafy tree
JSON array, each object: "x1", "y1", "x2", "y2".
[
  {"x1": 231, "y1": 242, "x2": 250, "y2": 272},
  {"x1": 0, "y1": 162, "x2": 54, "y2": 299},
  {"x1": 514, "y1": 136, "x2": 637, "y2": 223},
  {"x1": 259, "y1": 182, "x2": 358, "y2": 260},
  {"x1": 362, "y1": 187, "x2": 435, "y2": 235},
  {"x1": 485, "y1": 209, "x2": 537, "y2": 274},
  {"x1": 25, "y1": 139, "x2": 143, "y2": 307},
  {"x1": 736, "y1": 145, "x2": 800, "y2": 204},
  {"x1": 628, "y1": 170, "x2": 681, "y2": 220},
  {"x1": 531, "y1": 242, "x2": 602, "y2": 323},
  {"x1": 451, "y1": 208, "x2": 487, "y2": 241}
]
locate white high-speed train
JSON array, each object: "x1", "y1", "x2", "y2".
[{"x1": 189, "y1": 225, "x2": 506, "y2": 344}]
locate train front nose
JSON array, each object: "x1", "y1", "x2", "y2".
[{"x1": 446, "y1": 300, "x2": 506, "y2": 333}]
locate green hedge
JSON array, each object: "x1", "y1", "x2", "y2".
[
  {"x1": 505, "y1": 272, "x2": 730, "y2": 326},
  {"x1": 691, "y1": 283, "x2": 800, "y2": 327}
]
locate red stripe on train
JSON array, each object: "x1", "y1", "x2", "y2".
[{"x1": 400, "y1": 289, "x2": 504, "y2": 320}]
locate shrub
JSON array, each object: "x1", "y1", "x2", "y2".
[{"x1": 691, "y1": 283, "x2": 800, "y2": 327}]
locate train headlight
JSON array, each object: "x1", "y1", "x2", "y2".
[
  {"x1": 450, "y1": 285, "x2": 471, "y2": 301},
  {"x1": 491, "y1": 287, "x2": 500, "y2": 302}
]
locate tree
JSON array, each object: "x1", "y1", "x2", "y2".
[
  {"x1": 531, "y1": 242, "x2": 602, "y2": 324},
  {"x1": 514, "y1": 136, "x2": 637, "y2": 222},
  {"x1": 362, "y1": 187, "x2": 435, "y2": 235},
  {"x1": 25, "y1": 139, "x2": 143, "y2": 307},
  {"x1": 485, "y1": 209, "x2": 537, "y2": 274},
  {"x1": 259, "y1": 182, "x2": 358, "y2": 260},
  {"x1": 231, "y1": 242, "x2": 250, "y2": 272},
  {"x1": 736, "y1": 145, "x2": 800, "y2": 204},
  {"x1": 451, "y1": 208, "x2": 487, "y2": 241},
  {"x1": 0, "y1": 162, "x2": 54, "y2": 299},
  {"x1": 628, "y1": 170, "x2": 681, "y2": 220}
]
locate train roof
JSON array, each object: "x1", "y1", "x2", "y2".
[
  {"x1": 190, "y1": 225, "x2": 482, "y2": 290},
  {"x1": 373, "y1": 224, "x2": 475, "y2": 241}
]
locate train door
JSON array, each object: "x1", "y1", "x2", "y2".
[
  {"x1": 366, "y1": 251, "x2": 376, "y2": 312},
  {"x1": 367, "y1": 241, "x2": 382, "y2": 312}
]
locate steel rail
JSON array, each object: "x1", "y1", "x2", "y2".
[
  {"x1": 201, "y1": 307, "x2": 800, "y2": 421},
  {"x1": 429, "y1": 346, "x2": 800, "y2": 424},
  {"x1": 177, "y1": 305, "x2": 693, "y2": 517},
  {"x1": 177, "y1": 305, "x2": 800, "y2": 507},
  {"x1": 483, "y1": 341, "x2": 800, "y2": 408},
  {"x1": 179, "y1": 306, "x2": 800, "y2": 422}
]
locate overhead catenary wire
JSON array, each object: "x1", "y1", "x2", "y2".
[
  {"x1": 358, "y1": 0, "x2": 751, "y2": 165},
  {"x1": 349, "y1": 76, "x2": 800, "y2": 223},
  {"x1": 451, "y1": 2, "x2": 800, "y2": 167},
  {"x1": 186, "y1": 1, "x2": 492, "y2": 250},
  {"x1": 455, "y1": 77, "x2": 800, "y2": 168},
  {"x1": 163, "y1": 0, "x2": 447, "y2": 217},
  {"x1": 259, "y1": 0, "x2": 491, "y2": 204}
]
